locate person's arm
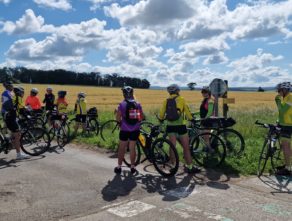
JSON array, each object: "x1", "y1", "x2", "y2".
[
  {"x1": 36, "y1": 97, "x2": 42, "y2": 109},
  {"x1": 25, "y1": 97, "x2": 29, "y2": 106},
  {"x1": 159, "y1": 100, "x2": 167, "y2": 120},
  {"x1": 116, "y1": 104, "x2": 122, "y2": 123},
  {"x1": 206, "y1": 100, "x2": 214, "y2": 118},
  {"x1": 74, "y1": 103, "x2": 77, "y2": 113},
  {"x1": 183, "y1": 99, "x2": 193, "y2": 120},
  {"x1": 43, "y1": 95, "x2": 46, "y2": 104},
  {"x1": 275, "y1": 95, "x2": 282, "y2": 111}
]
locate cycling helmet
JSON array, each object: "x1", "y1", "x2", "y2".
[
  {"x1": 276, "y1": 82, "x2": 291, "y2": 91},
  {"x1": 14, "y1": 86, "x2": 24, "y2": 96},
  {"x1": 78, "y1": 92, "x2": 86, "y2": 98},
  {"x1": 167, "y1": 84, "x2": 180, "y2": 94},
  {"x1": 3, "y1": 81, "x2": 13, "y2": 87},
  {"x1": 31, "y1": 88, "x2": 39, "y2": 94},
  {"x1": 201, "y1": 86, "x2": 211, "y2": 93},
  {"x1": 46, "y1": 87, "x2": 53, "y2": 91},
  {"x1": 58, "y1": 90, "x2": 67, "y2": 98},
  {"x1": 122, "y1": 86, "x2": 134, "y2": 98}
]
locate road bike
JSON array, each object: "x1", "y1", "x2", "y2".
[
  {"x1": 255, "y1": 120, "x2": 285, "y2": 177},
  {"x1": 123, "y1": 124, "x2": 179, "y2": 177}
]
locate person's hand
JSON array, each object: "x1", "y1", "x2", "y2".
[{"x1": 275, "y1": 94, "x2": 281, "y2": 101}]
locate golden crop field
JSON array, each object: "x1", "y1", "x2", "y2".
[{"x1": 9, "y1": 84, "x2": 276, "y2": 112}]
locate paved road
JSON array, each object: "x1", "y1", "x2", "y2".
[{"x1": 0, "y1": 144, "x2": 291, "y2": 221}]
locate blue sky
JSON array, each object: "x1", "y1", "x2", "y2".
[{"x1": 0, "y1": 0, "x2": 291, "y2": 87}]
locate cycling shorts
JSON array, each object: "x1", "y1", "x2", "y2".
[
  {"x1": 76, "y1": 114, "x2": 86, "y2": 123},
  {"x1": 3, "y1": 112, "x2": 19, "y2": 133},
  {"x1": 166, "y1": 125, "x2": 188, "y2": 137},
  {"x1": 119, "y1": 130, "x2": 140, "y2": 141},
  {"x1": 279, "y1": 125, "x2": 292, "y2": 139}
]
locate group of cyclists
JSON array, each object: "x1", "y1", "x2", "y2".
[
  {"x1": 1, "y1": 82, "x2": 91, "y2": 159},
  {"x1": 1, "y1": 80, "x2": 291, "y2": 176}
]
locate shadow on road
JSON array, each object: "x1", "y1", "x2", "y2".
[
  {"x1": 0, "y1": 155, "x2": 46, "y2": 170},
  {"x1": 101, "y1": 170, "x2": 137, "y2": 202},
  {"x1": 259, "y1": 175, "x2": 292, "y2": 194}
]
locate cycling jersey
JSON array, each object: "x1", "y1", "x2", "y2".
[
  {"x1": 13, "y1": 96, "x2": 24, "y2": 116},
  {"x1": 275, "y1": 93, "x2": 292, "y2": 126},
  {"x1": 200, "y1": 97, "x2": 214, "y2": 118},
  {"x1": 43, "y1": 93, "x2": 55, "y2": 111},
  {"x1": 159, "y1": 94, "x2": 192, "y2": 126},
  {"x1": 55, "y1": 98, "x2": 68, "y2": 114},
  {"x1": 74, "y1": 98, "x2": 87, "y2": 115},
  {"x1": 1, "y1": 90, "x2": 14, "y2": 114},
  {"x1": 25, "y1": 96, "x2": 42, "y2": 110}
]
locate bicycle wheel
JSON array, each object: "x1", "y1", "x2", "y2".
[
  {"x1": 57, "y1": 127, "x2": 68, "y2": 148},
  {"x1": 87, "y1": 118, "x2": 100, "y2": 135},
  {"x1": 271, "y1": 141, "x2": 285, "y2": 174},
  {"x1": 100, "y1": 120, "x2": 120, "y2": 141},
  {"x1": 150, "y1": 138, "x2": 179, "y2": 177},
  {"x1": 123, "y1": 141, "x2": 141, "y2": 167},
  {"x1": 257, "y1": 139, "x2": 270, "y2": 177},
  {"x1": 191, "y1": 132, "x2": 226, "y2": 168},
  {"x1": 21, "y1": 128, "x2": 50, "y2": 156},
  {"x1": 217, "y1": 128, "x2": 245, "y2": 156}
]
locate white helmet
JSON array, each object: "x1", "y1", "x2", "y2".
[
  {"x1": 167, "y1": 84, "x2": 180, "y2": 94},
  {"x1": 47, "y1": 87, "x2": 53, "y2": 91},
  {"x1": 31, "y1": 88, "x2": 39, "y2": 94},
  {"x1": 276, "y1": 82, "x2": 291, "y2": 91},
  {"x1": 78, "y1": 92, "x2": 86, "y2": 98}
]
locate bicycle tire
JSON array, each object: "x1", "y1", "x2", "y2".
[
  {"x1": 88, "y1": 118, "x2": 100, "y2": 135},
  {"x1": 151, "y1": 138, "x2": 179, "y2": 177},
  {"x1": 57, "y1": 127, "x2": 68, "y2": 148},
  {"x1": 217, "y1": 128, "x2": 245, "y2": 156},
  {"x1": 100, "y1": 120, "x2": 120, "y2": 141},
  {"x1": 123, "y1": 141, "x2": 141, "y2": 167},
  {"x1": 190, "y1": 132, "x2": 226, "y2": 168},
  {"x1": 20, "y1": 127, "x2": 50, "y2": 156},
  {"x1": 271, "y1": 140, "x2": 285, "y2": 174},
  {"x1": 257, "y1": 139, "x2": 269, "y2": 177}
]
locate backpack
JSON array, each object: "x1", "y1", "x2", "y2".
[
  {"x1": 165, "y1": 96, "x2": 181, "y2": 121},
  {"x1": 125, "y1": 100, "x2": 141, "y2": 125}
]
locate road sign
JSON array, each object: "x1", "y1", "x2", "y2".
[
  {"x1": 209, "y1": 78, "x2": 227, "y2": 97},
  {"x1": 223, "y1": 98, "x2": 235, "y2": 104}
]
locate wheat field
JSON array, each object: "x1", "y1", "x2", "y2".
[{"x1": 10, "y1": 84, "x2": 276, "y2": 113}]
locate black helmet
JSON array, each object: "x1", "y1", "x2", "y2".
[
  {"x1": 201, "y1": 86, "x2": 210, "y2": 93},
  {"x1": 167, "y1": 84, "x2": 180, "y2": 94},
  {"x1": 3, "y1": 81, "x2": 13, "y2": 88},
  {"x1": 122, "y1": 86, "x2": 133, "y2": 98},
  {"x1": 276, "y1": 82, "x2": 291, "y2": 91},
  {"x1": 14, "y1": 86, "x2": 24, "y2": 96},
  {"x1": 58, "y1": 90, "x2": 67, "y2": 98}
]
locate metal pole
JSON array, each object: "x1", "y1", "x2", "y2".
[{"x1": 223, "y1": 80, "x2": 229, "y2": 118}]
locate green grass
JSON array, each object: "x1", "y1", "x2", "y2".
[{"x1": 71, "y1": 107, "x2": 280, "y2": 176}]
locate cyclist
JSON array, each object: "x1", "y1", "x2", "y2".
[
  {"x1": 25, "y1": 88, "x2": 42, "y2": 113},
  {"x1": 13, "y1": 86, "x2": 26, "y2": 116},
  {"x1": 114, "y1": 86, "x2": 143, "y2": 174},
  {"x1": 200, "y1": 86, "x2": 214, "y2": 119},
  {"x1": 73, "y1": 92, "x2": 87, "y2": 134},
  {"x1": 275, "y1": 82, "x2": 292, "y2": 176},
  {"x1": 43, "y1": 87, "x2": 55, "y2": 111},
  {"x1": 159, "y1": 84, "x2": 200, "y2": 174},
  {"x1": 1, "y1": 82, "x2": 29, "y2": 160},
  {"x1": 54, "y1": 90, "x2": 68, "y2": 117}
]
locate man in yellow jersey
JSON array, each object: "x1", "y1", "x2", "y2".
[
  {"x1": 74, "y1": 92, "x2": 87, "y2": 134},
  {"x1": 159, "y1": 84, "x2": 200, "y2": 174},
  {"x1": 275, "y1": 82, "x2": 292, "y2": 176}
]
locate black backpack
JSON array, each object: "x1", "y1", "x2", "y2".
[
  {"x1": 125, "y1": 100, "x2": 141, "y2": 125},
  {"x1": 166, "y1": 96, "x2": 180, "y2": 121}
]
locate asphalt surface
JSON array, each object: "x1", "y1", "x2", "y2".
[{"x1": 0, "y1": 143, "x2": 291, "y2": 221}]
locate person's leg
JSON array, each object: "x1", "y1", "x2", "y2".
[
  {"x1": 281, "y1": 140, "x2": 291, "y2": 170},
  {"x1": 12, "y1": 131, "x2": 21, "y2": 153},
  {"x1": 128, "y1": 140, "x2": 137, "y2": 167},
  {"x1": 115, "y1": 131, "x2": 129, "y2": 174}
]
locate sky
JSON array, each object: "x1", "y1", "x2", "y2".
[{"x1": 0, "y1": 0, "x2": 291, "y2": 87}]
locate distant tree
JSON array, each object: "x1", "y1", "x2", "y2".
[
  {"x1": 187, "y1": 82, "x2": 197, "y2": 90},
  {"x1": 258, "y1": 87, "x2": 265, "y2": 92}
]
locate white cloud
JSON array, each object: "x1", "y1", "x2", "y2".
[
  {"x1": 34, "y1": 0, "x2": 72, "y2": 11},
  {"x1": 0, "y1": 0, "x2": 11, "y2": 4},
  {"x1": 1, "y1": 9, "x2": 44, "y2": 35},
  {"x1": 85, "y1": 0, "x2": 113, "y2": 11},
  {"x1": 203, "y1": 52, "x2": 229, "y2": 65},
  {"x1": 104, "y1": 0, "x2": 194, "y2": 26}
]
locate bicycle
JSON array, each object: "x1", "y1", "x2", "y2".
[
  {"x1": 188, "y1": 119, "x2": 227, "y2": 168},
  {"x1": 199, "y1": 117, "x2": 245, "y2": 157},
  {"x1": 255, "y1": 120, "x2": 285, "y2": 177},
  {"x1": 68, "y1": 109, "x2": 100, "y2": 136},
  {"x1": 123, "y1": 124, "x2": 179, "y2": 177},
  {"x1": 48, "y1": 114, "x2": 70, "y2": 148},
  {"x1": 0, "y1": 119, "x2": 50, "y2": 156}
]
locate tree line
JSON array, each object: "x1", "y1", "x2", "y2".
[{"x1": 0, "y1": 67, "x2": 151, "y2": 89}]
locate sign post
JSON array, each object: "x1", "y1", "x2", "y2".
[{"x1": 209, "y1": 79, "x2": 228, "y2": 117}]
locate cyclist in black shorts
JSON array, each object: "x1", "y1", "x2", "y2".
[{"x1": 1, "y1": 82, "x2": 29, "y2": 160}]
